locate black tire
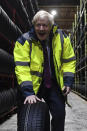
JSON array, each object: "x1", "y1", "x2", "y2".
[
  {"x1": 0, "y1": 88, "x2": 17, "y2": 114},
  {"x1": 17, "y1": 101, "x2": 50, "y2": 131}
]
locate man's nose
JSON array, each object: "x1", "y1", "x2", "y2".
[{"x1": 40, "y1": 25, "x2": 44, "y2": 30}]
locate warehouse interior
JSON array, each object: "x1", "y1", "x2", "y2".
[{"x1": 0, "y1": 0, "x2": 87, "y2": 126}]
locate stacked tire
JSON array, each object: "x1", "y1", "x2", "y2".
[
  {"x1": 17, "y1": 101, "x2": 50, "y2": 131},
  {"x1": 0, "y1": 88, "x2": 17, "y2": 114}
]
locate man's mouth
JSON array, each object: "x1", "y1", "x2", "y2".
[{"x1": 38, "y1": 32, "x2": 46, "y2": 36}]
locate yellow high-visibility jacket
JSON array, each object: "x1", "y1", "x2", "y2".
[{"x1": 13, "y1": 25, "x2": 76, "y2": 97}]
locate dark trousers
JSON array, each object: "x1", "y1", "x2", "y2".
[{"x1": 37, "y1": 85, "x2": 65, "y2": 131}]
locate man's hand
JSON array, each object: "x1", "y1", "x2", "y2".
[
  {"x1": 62, "y1": 86, "x2": 71, "y2": 96},
  {"x1": 24, "y1": 95, "x2": 41, "y2": 104}
]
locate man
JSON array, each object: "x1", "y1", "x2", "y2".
[{"x1": 14, "y1": 10, "x2": 76, "y2": 131}]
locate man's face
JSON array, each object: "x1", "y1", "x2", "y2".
[{"x1": 34, "y1": 18, "x2": 51, "y2": 41}]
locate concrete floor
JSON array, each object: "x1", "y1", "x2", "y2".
[
  {"x1": 65, "y1": 92, "x2": 87, "y2": 131},
  {"x1": 0, "y1": 92, "x2": 87, "y2": 131}
]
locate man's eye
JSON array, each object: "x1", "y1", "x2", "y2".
[
  {"x1": 43, "y1": 24, "x2": 48, "y2": 27},
  {"x1": 36, "y1": 24, "x2": 48, "y2": 27},
  {"x1": 36, "y1": 24, "x2": 41, "y2": 27}
]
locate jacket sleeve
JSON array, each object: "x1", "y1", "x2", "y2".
[
  {"x1": 13, "y1": 38, "x2": 35, "y2": 98},
  {"x1": 62, "y1": 36, "x2": 76, "y2": 87}
]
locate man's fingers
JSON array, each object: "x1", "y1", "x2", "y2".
[
  {"x1": 24, "y1": 98, "x2": 28, "y2": 104},
  {"x1": 24, "y1": 95, "x2": 41, "y2": 104},
  {"x1": 62, "y1": 86, "x2": 71, "y2": 96},
  {"x1": 36, "y1": 96, "x2": 41, "y2": 101},
  {"x1": 66, "y1": 87, "x2": 71, "y2": 95},
  {"x1": 29, "y1": 97, "x2": 37, "y2": 104}
]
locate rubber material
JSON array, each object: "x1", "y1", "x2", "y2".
[
  {"x1": 0, "y1": 88, "x2": 17, "y2": 114},
  {"x1": 17, "y1": 101, "x2": 50, "y2": 131}
]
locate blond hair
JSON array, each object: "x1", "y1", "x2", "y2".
[{"x1": 32, "y1": 10, "x2": 54, "y2": 26}]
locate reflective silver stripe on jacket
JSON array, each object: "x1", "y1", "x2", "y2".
[
  {"x1": 62, "y1": 56, "x2": 76, "y2": 63},
  {"x1": 15, "y1": 61, "x2": 30, "y2": 66},
  {"x1": 63, "y1": 72, "x2": 74, "y2": 77},
  {"x1": 30, "y1": 71, "x2": 42, "y2": 77},
  {"x1": 20, "y1": 81, "x2": 33, "y2": 88}
]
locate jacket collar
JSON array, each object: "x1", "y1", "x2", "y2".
[{"x1": 28, "y1": 26, "x2": 38, "y2": 41}]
